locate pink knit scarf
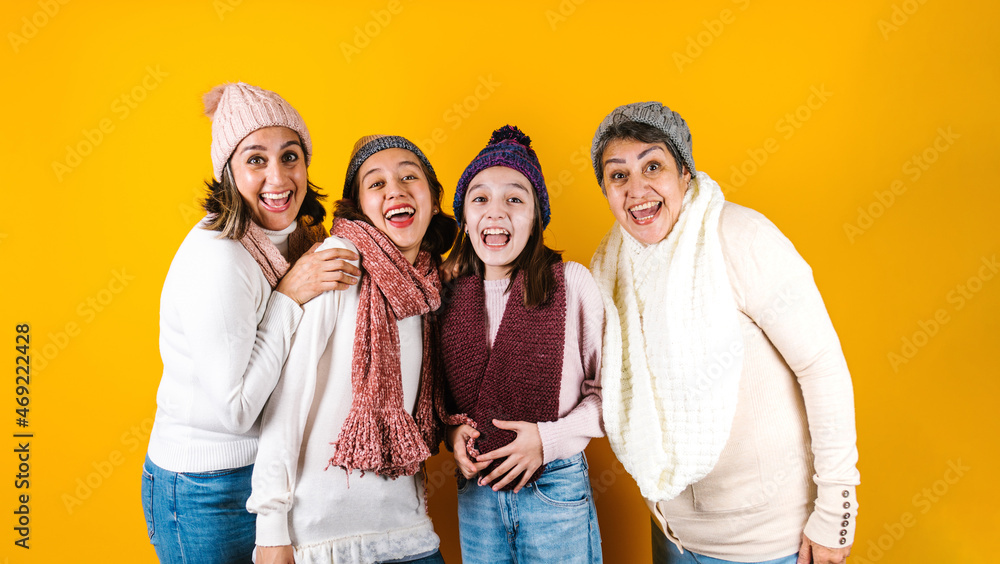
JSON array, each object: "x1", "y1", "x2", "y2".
[
  {"x1": 439, "y1": 263, "x2": 567, "y2": 487},
  {"x1": 327, "y1": 218, "x2": 444, "y2": 478},
  {"x1": 239, "y1": 219, "x2": 327, "y2": 289}
]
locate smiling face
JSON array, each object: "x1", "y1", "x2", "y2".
[
  {"x1": 229, "y1": 126, "x2": 307, "y2": 231},
  {"x1": 462, "y1": 166, "x2": 537, "y2": 280},
  {"x1": 356, "y1": 148, "x2": 436, "y2": 264},
  {"x1": 601, "y1": 138, "x2": 691, "y2": 245}
]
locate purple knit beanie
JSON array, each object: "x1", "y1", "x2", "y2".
[{"x1": 454, "y1": 125, "x2": 550, "y2": 228}]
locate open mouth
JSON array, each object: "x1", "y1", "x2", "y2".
[
  {"x1": 481, "y1": 227, "x2": 510, "y2": 248},
  {"x1": 629, "y1": 201, "x2": 661, "y2": 224},
  {"x1": 260, "y1": 190, "x2": 293, "y2": 212},
  {"x1": 384, "y1": 205, "x2": 416, "y2": 228}
]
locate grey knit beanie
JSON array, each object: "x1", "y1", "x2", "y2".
[
  {"x1": 343, "y1": 134, "x2": 436, "y2": 199},
  {"x1": 590, "y1": 101, "x2": 695, "y2": 183}
]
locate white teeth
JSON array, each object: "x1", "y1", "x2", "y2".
[
  {"x1": 385, "y1": 206, "x2": 415, "y2": 219},
  {"x1": 261, "y1": 191, "x2": 292, "y2": 200},
  {"x1": 482, "y1": 228, "x2": 510, "y2": 235},
  {"x1": 629, "y1": 201, "x2": 659, "y2": 212}
]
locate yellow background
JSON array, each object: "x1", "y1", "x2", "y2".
[{"x1": 2, "y1": 0, "x2": 997, "y2": 562}]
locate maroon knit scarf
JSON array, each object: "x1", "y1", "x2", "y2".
[
  {"x1": 439, "y1": 263, "x2": 566, "y2": 487},
  {"x1": 239, "y1": 218, "x2": 327, "y2": 289},
  {"x1": 327, "y1": 218, "x2": 443, "y2": 479}
]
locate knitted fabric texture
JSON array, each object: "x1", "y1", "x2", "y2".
[
  {"x1": 327, "y1": 218, "x2": 444, "y2": 478},
  {"x1": 439, "y1": 263, "x2": 567, "y2": 488},
  {"x1": 453, "y1": 125, "x2": 551, "y2": 228},
  {"x1": 238, "y1": 219, "x2": 327, "y2": 289},
  {"x1": 203, "y1": 82, "x2": 312, "y2": 181},
  {"x1": 342, "y1": 135, "x2": 436, "y2": 199},
  {"x1": 590, "y1": 101, "x2": 696, "y2": 182},
  {"x1": 590, "y1": 171, "x2": 743, "y2": 502}
]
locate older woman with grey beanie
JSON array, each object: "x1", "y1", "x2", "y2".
[{"x1": 588, "y1": 102, "x2": 860, "y2": 564}]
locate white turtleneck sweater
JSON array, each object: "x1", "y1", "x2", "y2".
[{"x1": 147, "y1": 219, "x2": 303, "y2": 473}]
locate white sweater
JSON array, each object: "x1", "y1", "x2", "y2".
[
  {"x1": 247, "y1": 236, "x2": 439, "y2": 564},
  {"x1": 647, "y1": 203, "x2": 860, "y2": 560},
  {"x1": 147, "y1": 220, "x2": 303, "y2": 472}
]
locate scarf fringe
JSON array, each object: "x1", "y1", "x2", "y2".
[{"x1": 328, "y1": 406, "x2": 432, "y2": 479}]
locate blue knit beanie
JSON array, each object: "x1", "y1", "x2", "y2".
[{"x1": 454, "y1": 125, "x2": 550, "y2": 228}]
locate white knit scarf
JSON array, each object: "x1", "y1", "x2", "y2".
[{"x1": 590, "y1": 171, "x2": 744, "y2": 502}]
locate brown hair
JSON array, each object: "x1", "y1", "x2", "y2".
[
  {"x1": 201, "y1": 162, "x2": 327, "y2": 240},
  {"x1": 444, "y1": 188, "x2": 561, "y2": 309},
  {"x1": 333, "y1": 155, "x2": 457, "y2": 261}
]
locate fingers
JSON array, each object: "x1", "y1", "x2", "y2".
[
  {"x1": 796, "y1": 534, "x2": 812, "y2": 564},
  {"x1": 478, "y1": 456, "x2": 517, "y2": 487},
  {"x1": 491, "y1": 419, "x2": 522, "y2": 431}
]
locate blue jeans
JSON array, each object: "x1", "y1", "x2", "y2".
[
  {"x1": 379, "y1": 549, "x2": 446, "y2": 563},
  {"x1": 457, "y1": 452, "x2": 602, "y2": 563},
  {"x1": 142, "y1": 455, "x2": 256, "y2": 564},
  {"x1": 651, "y1": 520, "x2": 797, "y2": 564}
]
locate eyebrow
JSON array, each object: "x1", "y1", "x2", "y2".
[
  {"x1": 361, "y1": 160, "x2": 423, "y2": 182},
  {"x1": 240, "y1": 140, "x2": 302, "y2": 153},
  {"x1": 468, "y1": 182, "x2": 530, "y2": 192},
  {"x1": 637, "y1": 146, "x2": 665, "y2": 159},
  {"x1": 603, "y1": 145, "x2": 665, "y2": 166}
]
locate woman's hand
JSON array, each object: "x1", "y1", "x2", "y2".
[
  {"x1": 475, "y1": 419, "x2": 543, "y2": 493},
  {"x1": 797, "y1": 533, "x2": 851, "y2": 564},
  {"x1": 276, "y1": 243, "x2": 361, "y2": 306},
  {"x1": 448, "y1": 424, "x2": 490, "y2": 479},
  {"x1": 256, "y1": 545, "x2": 295, "y2": 564}
]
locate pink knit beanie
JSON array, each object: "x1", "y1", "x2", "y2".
[{"x1": 202, "y1": 82, "x2": 312, "y2": 181}]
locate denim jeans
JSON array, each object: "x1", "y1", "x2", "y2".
[
  {"x1": 651, "y1": 520, "x2": 798, "y2": 564},
  {"x1": 142, "y1": 455, "x2": 256, "y2": 564},
  {"x1": 457, "y1": 452, "x2": 602, "y2": 563},
  {"x1": 378, "y1": 549, "x2": 446, "y2": 563}
]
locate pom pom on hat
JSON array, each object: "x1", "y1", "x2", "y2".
[
  {"x1": 203, "y1": 82, "x2": 312, "y2": 181},
  {"x1": 454, "y1": 125, "x2": 550, "y2": 228},
  {"x1": 488, "y1": 124, "x2": 533, "y2": 147},
  {"x1": 202, "y1": 85, "x2": 225, "y2": 119}
]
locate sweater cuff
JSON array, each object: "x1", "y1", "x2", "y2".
[
  {"x1": 537, "y1": 420, "x2": 587, "y2": 465},
  {"x1": 256, "y1": 510, "x2": 292, "y2": 547},
  {"x1": 803, "y1": 484, "x2": 858, "y2": 549},
  {"x1": 263, "y1": 290, "x2": 304, "y2": 333}
]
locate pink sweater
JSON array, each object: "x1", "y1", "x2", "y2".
[{"x1": 481, "y1": 261, "x2": 605, "y2": 463}]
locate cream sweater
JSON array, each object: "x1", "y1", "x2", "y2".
[
  {"x1": 247, "y1": 236, "x2": 439, "y2": 564},
  {"x1": 148, "y1": 220, "x2": 302, "y2": 472},
  {"x1": 645, "y1": 203, "x2": 860, "y2": 561}
]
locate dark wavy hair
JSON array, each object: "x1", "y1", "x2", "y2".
[
  {"x1": 201, "y1": 162, "x2": 327, "y2": 240},
  {"x1": 333, "y1": 155, "x2": 457, "y2": 262},
  {"x1": 444, "y1": 187, "x2": 561, "y2": 309}
]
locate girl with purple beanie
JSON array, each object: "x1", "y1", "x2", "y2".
[{"x1": 439, "y1": 125, "x2": 605, "y2": 563}]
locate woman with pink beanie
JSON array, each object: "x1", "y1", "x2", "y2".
[{"x1": 141, "y1": 82, "x2": 360, "y2": 564}]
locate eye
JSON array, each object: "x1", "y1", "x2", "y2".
[
  {"x1": 402, "y1": 174, "x2": 417, "y2": 181},
  {"x1": 471, "y1": 195, "x2": 487, "y2": 203},
  {"x1": 645, "y1": 161, "x2": 661, "y2": 172},
  {"x1": 367, "y1": 180, "x2": 385, "y2": 190},
  {"x1": 507, "y1": 196, "x2": 523, "y2": 204},
  {"x1": 610, "y1": 171, "x2": 626, "y2": 181},
  {"x1": 282, "y1": 151, "x2": 299, "y2": 163},
  {"x1": 248, "y1": 156, "x2": 264, "y2": 165}
]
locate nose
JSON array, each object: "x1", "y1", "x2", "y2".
[
  {"x1": 485, "y1": 198, "x2": 507, "y2": 219},
  {"x1": 385, "y1": 178, "x2": 407, "y2": 199},
  {"x1": 623, "y1": 173, "x2": 650, "y2": 199},
  {"x1": 265, "y1": 160, "x2": 290, "y2": 187}
]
